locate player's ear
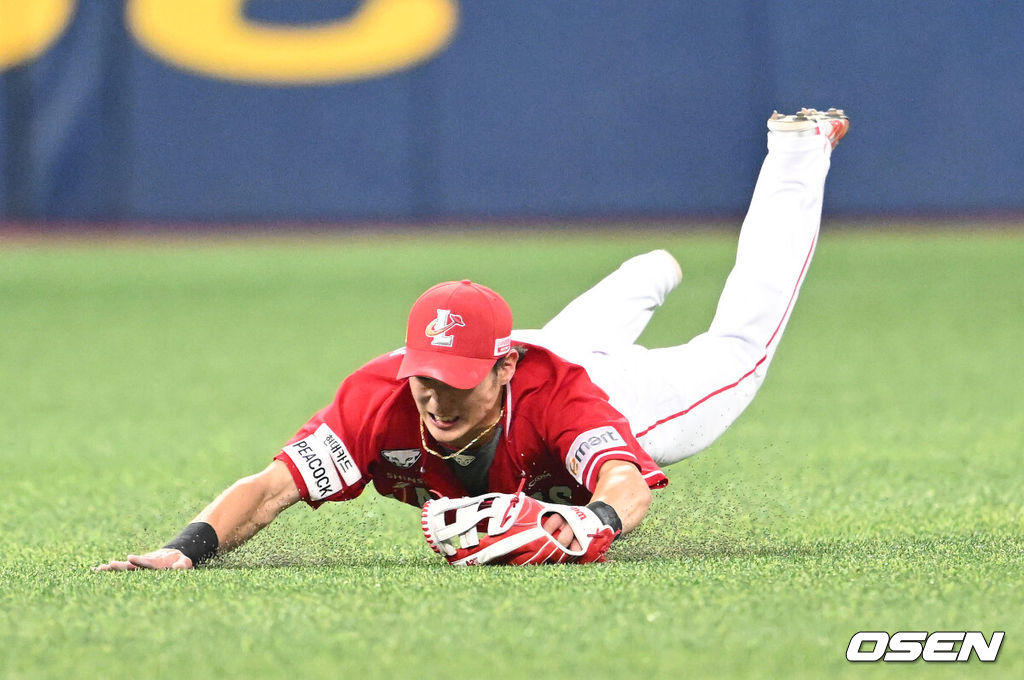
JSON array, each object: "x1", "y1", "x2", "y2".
[{"x1": 495, "y1": 349, "x2": 519, "y2": 385}]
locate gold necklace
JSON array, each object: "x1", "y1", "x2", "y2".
[{"x1": 420, "y1": 406, "x2": 504, "y2": 461}]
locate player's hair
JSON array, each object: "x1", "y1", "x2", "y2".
[{"x1": 492, "y1": 345, "x2": 527, "y2": 373}]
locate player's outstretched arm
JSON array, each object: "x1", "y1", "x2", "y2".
[
  {"x1": 541, "y1": 460, "x2": 652, "y2": 548},
  {"x1": 588, "y1": 460, "x2": 652, "y2": 533},
  {"x1": 93, "y1": 460, "x2": 300, "y2": 571}
]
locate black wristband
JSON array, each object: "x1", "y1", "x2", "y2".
[
  {"x1": 163, "y1": 522, "x2": 219, "y2": 566},
  {"x1": 586, "y1": 501, "x2": 623, "y2": 535}
]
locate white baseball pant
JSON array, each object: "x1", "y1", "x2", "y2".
[{"x1": 513, "y1": 130, "x2": 835, "y2": 465}]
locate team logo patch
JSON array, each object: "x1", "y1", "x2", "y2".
[
  {"x1": 565, "y1": 426, "x2": 627, "y2": 485},
  {"x1": 450, "y1": 453, "x2": 475, "y2": 467},
  {"x1": 425, "y1": 308, "x2": 464, "y2": 347},
  {"x1": 381, "y1": 448, "x2": 421, "y2": 469}
]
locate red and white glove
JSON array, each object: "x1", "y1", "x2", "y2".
[{"x1": 421, "y1": 491, "x2": 618, "y2": 566}]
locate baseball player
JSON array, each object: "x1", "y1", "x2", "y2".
[{"x1": 95, "y1": 108, "x2": 848, "y2": 569}]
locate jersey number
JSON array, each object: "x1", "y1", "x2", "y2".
[{"x1": 531, "y1": 486, "x2": 573, "y2": 505}]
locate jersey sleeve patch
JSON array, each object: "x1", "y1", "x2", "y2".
[
  {"x1": 316, "y1": 423, "x2": 362, "y2": 487},
  {"x1": 565, "y1": 425, "x2": 633, "y2": 487},
  {"x1": 281, "y1": 423, "x2": 361, "y2": 501}
]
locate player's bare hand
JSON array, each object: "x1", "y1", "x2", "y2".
[
  {"x1": 541, "y1": 513, "x2": 582, "y2": 552},
  {"x1": 92, "y1": 548, "x2": 193, "y2": 571}
]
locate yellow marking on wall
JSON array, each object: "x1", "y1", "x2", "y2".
[
  {"x1": 127, "y1": 0, "x2": 458, "y2": 84},
  {"x1": 0, "y1": 0, "x2": 76, "y2": 70}
]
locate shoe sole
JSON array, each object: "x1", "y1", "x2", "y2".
[{"x1": 768, "y1": 108, "x2": 849, "y2": 148}]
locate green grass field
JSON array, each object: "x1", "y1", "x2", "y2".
[{"x1": 1, "y1": 226, "x2": 1021, "y2": 679}]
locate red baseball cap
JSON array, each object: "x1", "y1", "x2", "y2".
[{"x1": 397, "y1": 280, "x2": 514, "y2": 389}]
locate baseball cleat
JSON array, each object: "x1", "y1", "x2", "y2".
[{"x1": 767, "y1": 108, "x2": 849, "y2": 149}]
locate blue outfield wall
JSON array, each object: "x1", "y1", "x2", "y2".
[{"x1": 1, "y1": 1, "x2": 1022, "y2": 223}]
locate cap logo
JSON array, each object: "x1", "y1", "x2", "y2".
[
  {"x1": 493, "y1": 336, "x2": 511, "y2": 356},
  {"x1": 425, "y1": 308, "x2": 465, "y2": 347}
]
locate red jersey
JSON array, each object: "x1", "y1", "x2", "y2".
[{"x1": 274, "y1": 343, "x2": 668, "y2": 509}]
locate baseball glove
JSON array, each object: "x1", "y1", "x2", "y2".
[{"x1": 421, "y1": 491, "x2": 618, "y2": 566}]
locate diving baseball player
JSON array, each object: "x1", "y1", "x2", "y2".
[{"x1": 95, "y1": 108, "x2": 849, "y2": 569}]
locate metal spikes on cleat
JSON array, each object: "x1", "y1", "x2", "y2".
[{"x1": 767, "y1": 107, "x2": 849, "y2": 149}]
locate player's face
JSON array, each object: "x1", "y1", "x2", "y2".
[{"x1": 410, "y1": 353, "x2": 518, "y2": 450}]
